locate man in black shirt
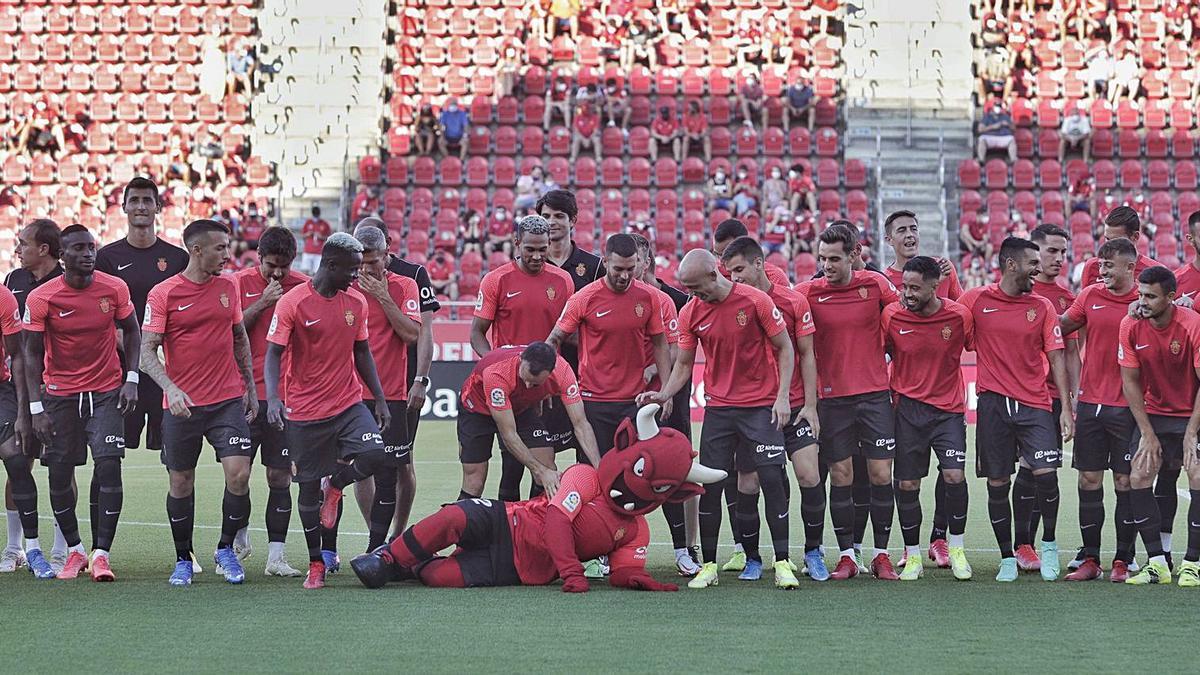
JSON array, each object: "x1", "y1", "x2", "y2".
[{"x1": 353, "y1": 218, "x2": 439, "y2": 539}]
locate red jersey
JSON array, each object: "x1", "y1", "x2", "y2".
[
  {"x1": 475, "y1": 261, "x2": 574, "y2": 350},
  {"x1": 505, "y1": 464, "x2": 650, "y2": 585},
  {"x1": 794, "y1": 270, "x2": 900, "y2": 399},
  {"x1": 1174, "y1": 263, "x2": 1200, "y2": 302},
  {"x1": 883, "y1": 262, "x2": 964, "y2": 301},
  {"x1": 575, "y1": 111, "x2": 599, "y2": 137},
  {"x1": 1118, "y1": 308, "x2": 1200, "y2": 417},
  {"x1": 144, "y1": 274, "x2": 245, "y2": 407},
  {"x1": 301, "y1": 217, "x2": 332, "y2": 255},
  {"x1": 1065, "y1": 283, "x2": 1138, "y2": 407},
  {"x1": 645, "y1": 286, "x2": 679, "y2": 390},
  {"x1": 233, "y1": 267, "x2": 309, "y2": 401},
  {"x1": 24, "y1": 273, "x2": 133, "y2": 395},
  {"x1": 766, "y1": 283, "x2": 816, "y2": 407},
  {"x1": 460, "y1": 345, "x2": 581, "y2": 416},
  {"x1": 959, "y1": 284, "x2": 1065, "y2": 410},
  {"x1": 1032, "y1": 279, "x2": 1077, "y2": 401},
  {"x1": 0, "y1": 287, "x2": 19, "y2": 382},
  {"x1": 678, "y1": 283, "x2": 787, "y2": 408},
  {"x1": 354, "y1": 273, "x2": 422, "y2": 401},
  {"x1": 554, "y1": 279, "x2": 665, "y2": 402},
  {"x1": 1081, "y1": 253, "x2": 1160, "y2": 287},
  {"x1": 881, "y1": 300, "x2": 974, "y2": 413},
  {"x1": 720, "y1": 261, "x2": 791, "y2": 289},
  {"x1": 266, "y1": 282, "x2": 370, "y2": 421}
]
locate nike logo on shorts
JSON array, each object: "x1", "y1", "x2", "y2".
[
  {"x1": 767, "y1": 451, "x2": 783, "y2": 459},
  {"x1": 117, "y1": 263, "x2": 133, "y2": 271}
]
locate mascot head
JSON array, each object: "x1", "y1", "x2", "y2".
[{"x1": 598, "y1": 404, "x2": 726, "y2": 516}]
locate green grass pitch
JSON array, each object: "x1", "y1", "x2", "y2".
[{"x1": 1, "y1": 422, "x2": 1193, "y2": 672}]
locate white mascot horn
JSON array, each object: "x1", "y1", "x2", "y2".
[
  {"x1": 686, "y1": 463, "x2": 727, "y2": 485},
  {"x1": 636, "y1": 404, "x2": 661, "y2": 441}
]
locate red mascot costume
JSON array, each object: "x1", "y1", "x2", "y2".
[{"x1": 351, "y1": 404, "x2": 725, "y2": 591}]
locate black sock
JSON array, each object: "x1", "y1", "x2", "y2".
[
  {"x1": 869, "y1": 482, "x2": 894, "y2": 551},
  {"x1": 698, "y1": 479, "x2": 724, "y2": 563},
  {"x1": 166, "y1": 493, "x2": 195, "y2": 562},
  {"x1": 1034, "y1": 472, "x2": 1059, "y2": 542},
  {"x1": 1155, "y1": 467, "x2": 1180, "y2": 536},
  {"x1": 1114, "y1": 489, "x2": 1135, "y2": 562},
  {"x1": 896, "y1": 487, "x2": 922, "y2": 548},
  {"x1": 662, "y1": 501, "x2": 687, "y2": 549},
  {"x1": 2, "y1": 455, "x2": 39, "y2": 540},
  {"x1": 736, "y1": 490, "x2": 761, "y2": 562},
  {"x1": 458, "y1": 489, "x2": 480, "y2": 501},
  {"x1": 92, "y1": 458, "x2": 122, "y2": 551},
  {"x1": 1078, "y1": 486, "x2": 1104, "y2": 559},
  {"x1": 265, "y1": 487, "x2": 291, "y2": 544},
  {"x1": 1187, "y1": 490, "x2": 1200, "y2": 563},
  {"x1": 829, "y1": 484, "x2": 855, "y2": 551},
  {"x1": 369, "y1": 468, "x2": 398, "y2": 551},
  {"x1": 89, "y1": 473, "x2": 99, "y2": 551},
  {"x1": 331, "y1": 452, "x2": 386, "y2": 490},
  {"x1": 528, "y1": 481, "x2": 545, "y2": 500},
  {"x1": 1012, "y1": 466, "x2": 1036, "y2": 547},
  {"x1": 799, "y1": 484, "x2": 826, "y2": 552},
  {"x1": 47, "y1": 464, "x2": 81, "y2": 547},
  {"x1": 1130, "y1": 487, "x2": 1164, "y2": 558},
  {"x1": 987, "y1": 482, "x2": 1014, "y2": 558},
  {"x1": 497, "y1": 452, "x2": 524, "y2": 502},
  {"x1": 945, "y1": 479, "x2": 968, "y2": 536},
  {"x1": 929, "y1": 473, "x2": 948, "y2": 542},
  {"x1": 758, "y1": 466, "x2": 789, "y2": 561},
  {"x1": 321, "y1": 497, "x2": 343, "y2": 552},
  {"x1": 723, "y1": 477, "x2": 742, "y2": 546},
  {"x1": 851, "y1": 471, "x2": 870, "y2": 546},
  {"x1": 219, "y1": 488, "x2": 251, "y2": 549},
  {"x1": 298, "y1": 480, "x2": 323, "y2": 563}
]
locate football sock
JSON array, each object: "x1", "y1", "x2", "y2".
[
  {"x1": 736, "y1": 490, "x2": 761, "y2": 562},
  {"x1": 1187, "y1": 490, "x2": 1200, "y2": 563},
  {"x1": 929, "y1": 472, "x2": 948, "y2": 542},
  {"x1": 698, "y1": 478, "x2": 724, "y2": 563},
  {"x1": 3, "y1": 455, "x2": 38, "y2": 540},
  {"x1": 218, "y1": 488, "x2": 251, "y2": 549},
  {"x1": 528, "y1": 482, "x2": 545, "y2": 499},
  {"x1": 945, "y1": 479, "x2": 968, "y2": 536},
  {"x1": 297, "y1": 480, "x2": 322, "y2": 563},
  {"x1": 92, "y1": 457, "x2": 122, "y2": 552},
  {"x1": 388, "y1": 504, "x2": 467, "y2": 569},
  {"x1": 1012, "y1": 466, "x2": 1036, "y2": 547},
  {"x1": 25, "y1": 537, "x2": 40, "y2": 553},
  {"x1": 987, "y1": 481, "x2": 1014, "y2": 558},
  {"x1": 1130, "y1": 487, "x2": 1164, "y2": 558},
  {"x1": 829, "y1": 484, "x2": 855, "y2": 552},
  {"x1": 89, "y1": 473, "x2": 99, "y2": 551},
  {"x1": 330, "y1": 452, "x2": 387, "y2": 490},
  {"x1": 265, "y1": 487, "x2": 291, "y2": 544},
  {"x1": 662, "y1": 501, "x2": 687, "y2": 550},
  {"x1": 497, "y1": 452, "x2": 523, "y2": 502},
  {"x1": 47, "y1": 465, "x2": 81, "y2": 548},
  {"x1": 1155, "y1": 467, "x2": 1180, "y2": 536},
  {"x1": 368, "y1": 468, "x2": 398, "y2": 551},
  {"x1": 869, "y1": 482, "x2": 894, "y2": 551},
  {"x1": 799, "y1": 484, "x2": 825, "y2": 552},
  {"x1": 780, "y1": 466, "x2": 791, "y2": 512},
  {"x1": 166, "y1": 493, "x2": 195, "y2": 562},
  {"x1": 416, "y1": 557, "x2": 467, "y2": 587},
  {"x1": 1078, "y1": 486, "x2": 1104, "y2": 559},
  {"x1": 723, "y1": 476, "x2": 741, "y2": 545},
  {"x1": 852, "y1": 469, "x2": 870, "y2": 547},
  {"x1": 458, "y1": 489, "x2": 479, "y2": 501},
  {"x1": 1114, "y1": 488, "x2": 1135, "y2": 563},
  {"x1": 757, "y1": 466, "x2": 789, "y2": 561},
  {"x1": 51, "y1": 521, "x2": 66, "y2": 556},
  {"x1": 1034, "y1": 472, "x2": 1059, "y2": 542},
  {"x1": 321, "y1": 498, "x2": 343, "y2": 552},
  {"x1": 896, "y1": 486, "x2": 922, "y2": 549}
]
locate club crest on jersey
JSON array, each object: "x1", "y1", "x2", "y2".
[
  {"x1": 575, "y1": 263, "x2": 587, "y2": 277},
  {"x1": 858, "y1": 287, "x2": 869, "y2": 299},
  {"x1": 156, "y1": 257, "x2": 167, "y2": 272},
  {"x1": 613, "y1": 527, "x2": 626, "y2": 542},
  {"x1": 99, "y1": 297, "x2": 112, "y2": 314},
  {"x1": 344, "y1": 310, "x2": 356, "y2": 326},
  {"x1": 941, "y1": 325, "x2": 952, "y2": 341},
  {"x1": 219, "y1": 292, "x2": 230, "y2": 308},
  {"x1": 634, "y1": 302, "x2": 645, "y2": 317},
  {"x1": 546, "y1": 286, "x2": 557, "y2": 301},
  {"x1": 1172, "y1": 339, "x2": 1182, "y2": 355},
  {"x1": 1058, "y1": 297, "x2": 1069, "y2": 310},
  {"x1": 736, "y1": 309, "x2": 747, "y2": 326},
  {"x1": 1026, "y1": 308, "x2": 1037, "y2": 322}
]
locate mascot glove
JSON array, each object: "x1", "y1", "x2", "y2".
[
  {"x1": 610, "y1": 568, "x2": 678, "y2": 592},
  {"x1": 561, "y1": 574, "x2": 590, "y2": 593}
]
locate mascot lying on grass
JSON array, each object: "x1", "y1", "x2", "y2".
[{"x1": 351, "y1": 404, "x2": 724, "y2": 592}]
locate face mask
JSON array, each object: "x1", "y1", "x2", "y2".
[
  {"x1": 448, "y1": 105, "x2": 458, "y2": 112},
  {"x1": 772, "y1": 172, "x2": 781, "y2": 179},
  {"x1": 788, "y1": 170, "x2": 797, "y2": 179},
  {"x1": 715, "y1": 172, "x2": 725, "y2": 180},
  {"x1": 738, "y1": 171, "x2": 747, "y2": 178}
]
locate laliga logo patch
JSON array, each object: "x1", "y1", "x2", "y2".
[
  {"x1": 490, "y1": 387, "x2": 506, "y2": 407},
  {"x1": 668, "y1": 318, "x2": 678, "y2": 331},
  {"x1": 562, "y1": 491, "x2": 581, "y2": 512},
  {"x1": 21, "y1": 306, "x2": 30, "y2": 324},
  {"x1": 474, "y1": 291, "x2": 484, "y2": 311},
  {"x1": 139, "y1": 305, "x2": 150, "y2": 326},
  {"x1": 267, "y1": 314, "x2": 278, "y2": 336}
]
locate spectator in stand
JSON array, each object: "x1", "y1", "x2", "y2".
[
  {"x1": 787, "y1": 163, "x2": 817, "y2": 214},
  {"x1": 514, "y1": 165, "x2": 552, "y2": 212},
  {"x1": 976, "y1": 46, "x2": 1011, "y2": 102},
  {"x1": 960, "y1": 212, "x2": 992, "y2": 261},
  {"x1": 731, "y1": 165, "x2": 759, "y2": 216},
  {"x1": 792, "y1": 211, "x2": 816, "y2": 255},
  {"x1": 1109, "y1": 47, "x2": 1141, "y2": 103},
  {"x1": 301, "y1": 205, "x2": 332, "y2": 273},
  {"x1": 62, "y1": 112, "x2": 90, "y2": 157},
  {"x1": 351, "y1": 185, "x2": 381, "y2": 223},
  {"x1": 975, "y1": 98, "x2": 1017, "y2": 162},
  {"x1": 427, "y1": 249, "x2": 458, "y2": 300},
  {"x1": 602, "y1": 77, "x2": 630, "y2": 129},
  {"x1": 459, "y1": 209, "x2": 484, "y2": 255},
  {"x1": 78, "y1": 169, "x2": 106, "y2": 217},
  {"x1": 762, "y1": 205, "x2": 792, "y2": 256},
  {"x1": 707, "y1": 166, "x2": 734, "y2": 212},
  {"x1": 622, "y1": 14, "x2": 660, "y2": 70},
  {"x1": 413, "y1": 104, "x2": 438, "y2": 157},
  {"x1": 680, "y1": 99, "x2": 710, "y2": 162},
  {"x1": 738, "y1": 71, "x2": 767, "y2": 128},
  {"x1": 649, "y1": 104, "x2": 679, "y2": 162},
  {"x1": 166, "y1": 134, "x2": 189, "y2": 181},
  {"x1": 763, "y1": 12, "x2": 793, "y2": 70},
  {"x1": 191, "y1": 129, "x2": 227, "y2": 185},
  {"x1": 527, "y1": 0, "x2": 548, "y2": 43},
  {"x1": 1007, "y1": 210, "x2": 1029, "y2": 239},
  {"x1": 241, "y1": 202, "x2": 267, "y2": 248},
  {"x1": 486, "y1": 205, "x2": 514, "y2": 256},
  {"x1": 1060, "y1": 103, "x2": 1092, "y2": 162},
  {"x1": 734, "y1": 11, "x2": 763, "y2": 67},
  {"x1": 979, "y1": 12, "x2": 1007, "y2": 48},
  {"x1": 1068, "y1": 174, "x2": 1094, "y2": 215},
  {"x1": 1096, "y1": 190, "x2": 1118, "y2": 225},
  {"x1": 570, "y1": 102, "x2": 602, "y2": 162},
  {"x1": 784, "y1": 79, "x2": 815, "y2": 132},
  {"x1": 23, "y1": 99, "x2": 66, "y2": 160},
  {"x1": 226, "y1": 38, "x2": 255, "y2": 98},
  {"x1": 575, "y1": 83, "x2": 601, "y2": 112},
  {"x1": 496, "y1": 42, "x2": 523, "y2": 100},
  {"x1": 962, "y1": 255, "x2": 989, "y2": 290},
  {"x1": 762, "y1": 165, "x2": 789, "y2": 212},
  {"x1": 544, "y1": 71, "x2": 574, "y2": 129},
  {"x1": 1084, "y1": 43, "x2": 1113, "y2": 97},
  {"x1": 548, "y1": 0, "x2": 582, "y2": 40},
  {"x1": 437, "y1": 97, "x2": 469, "y2": 161}
]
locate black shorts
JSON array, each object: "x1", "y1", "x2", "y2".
[
  {"x1": 698, "y1": 406, "x2": 786, "y2": 474},
  {"x1": 40, "y1": 388, "x2": 126, "y2": 466},
  {"x1": 783, "y1": 406, "x2": 817, "y2": 456},
  {"x1": 1072, "y1": 403, "x2": 1134, "y2": 474},
  {"x1": 438, "y1": 497, "x2": 521, "y2": 587},
  {"x1": 124, "y1": 377, "x2": 165, "y2": 450},
  {"x1": 372, "y1": 400, "x2": 413, "y2": 466},
  {"x1": 517, "y1": 398, "x2": 575, "y2": 453},
  {"x1": 286, "y1": 403, "x2": 384, "y2": 483},
  {"x1": 161, "y1": 397, "x2": 253, "y2": 472},
  {"x1": 1051, "y1": 397, "x2": 1064, "y2": 451},
  {"x1": 458, "y1": 408, "x2": 535, "y2": 464},
  {"x1": 248, "y1": 401, "x2": 290, "y2": 470},
  {"x1": 816, "y1": 390, "x2": 896, "y2": 463},
  {"x1": 0, "y1": 380, "x2": 16, "y2": 448},
  {"x1": 584, "y1": 400, "x2": 637, "y2": 456},
  {"x1": 1129, "y1": 414, "x2": 1191, "y2": 473},
  {"x1": 893, "y1": 395, "x2": 967, "y2": 481},
  {"x1": 974, "y1": 392, "x2": 1062, "y2": 479},
  {"x1": 666, "y1": 384, "x2": 692, "y2": 441}
]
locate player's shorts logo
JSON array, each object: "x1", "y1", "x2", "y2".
[
  {"x1": 104, "y1": 435, "x2": 124, "y2": 444},
  {"x1": 942, "y1": 324, "x2": 953, "y2": 341},
  {"x1": 1026, "y1": 308, "x2": 1037, "y2": 322},
  {"x1": 562, "y1": 491, "x2": 581, "y2": 512},
  {"x1": 736, "y1": 309, "x2": 747, "y2": 326},
  {"x1": 345, "y1": 310, "x2": 355, "y2": 326},
  {"x1": 219, "y1": 292, "x2": 230, "y2": 308},
  {"x1": 634, "y1": 302, "x2": 644, "y2": 318},
  {"x1": 99, "y1": 297, "x2": 112, "y2": 314},
  {"x1": 1171, "y1": 339, "x2": 1182, "y2": 355},
  {"x1": 489, "y1": 387, "x2": 506, "y2": 407}
]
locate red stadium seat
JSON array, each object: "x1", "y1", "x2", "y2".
[
  {"x1": 522, "y1": 95, "x2": 544, "y2": 124},
  {"x1": 1179, "y1": 193, "x2": 1200, "y2": 220},
  {"x1": 844, "y1": 159, "x2": 866, "y2": 189},
  {"x1": 958, "y1": 160, "x2": 981, "y2": 189},
  {"x1": 546, "y1": 157, "x2": 570, "y2": 187},
  {"x1": 574, "y1": 157, "x2": 597, "y2": 187},
  {"x1": 1069, "y1": 211, "x2": 1093, "y2": 236},
  {"x1": 1146, "y1": 130, "x2": 1168, "y2": 158},
  {"x1": 655, "y1": 159, "x2": 678, "y2": 188},
  {"x1": 1176, "y1": 161, "x2": 1198, "y2": 190},
  {"x1": 1093, "y1": 160, "x2": 1117, "y2": 189},
  {"x1": 1035, "y1": 99, "x2": 1060, "y2": 128},
  {"x1": 1090, "y1": 99, "x2": 1114, "y2": 128},
  {"x1": 1116, "y1": 101, "x2": 1140, "y2": 129},
  {"x1": 1117, "y1": 129, "x2": 1141, "y2": 158},
  {"x1": 681, "y1": 187, "x2": 705, "y2": 213},
  {"x1": 628, "y1": 126, "x2": 651, "y2": 157},
  {"x1": 1014, "y1": 190, "x2": 1037, "y2": 214},
  {"x1": 1147, "y1": 160, "x2": 1171, "y2": 190},
  {"x1": 1012, "y1": 159, "x2": 1035, "y2": 190},
  {"x1": 628, "y1": 158, "x2": 652, "y2": 187},
  {"x1": 814, "y1": 127, "x2": 838, "y2": 156},
  {"x1": 601, "y1": 158, "x2": 623, "y2": 187},
  {"x1": 1119, "y1": 160, "x2": 1143, "y2": 189},
  {"x1": 547, "y1": 126, "x2": 570, "y2": 155},
  {"x1": 358, "y1": 156, "x2": 381, "y2": 185},
  {"x1": 1173, "y1": 131, "x2": 1195, "y2": 159},
  {"x1": 1170, "y1": 101, "x2": 1194, "y2": 131},
  {"x1": 1041, "y1": 191, "x2": 1065, "y2": 218},
  {"x1": 788, "y1": 127, "x2": 811, "y2": 156},
  {"x1": 735, "y1": 125, "x2": 758, "y2": 156},
  {"x1": 468, "y1": 126, "x2": 491, "y2": 155},
  {"x1": 1015, "y1": 128, "x2": 1035, "y2": 158},
  {"x1": 410, "y1": 189, "x2": 435, "y2": 214},
  {"x1": 496, "y1": 96, "x2": 518, "y2": 125},
  {"x1": 575, "y1": 188, "x2": 596, "y2": 215},
  {"x1": 960, "y1": 189, "x2": 982, "y2": 214},
  {"x1": 1039, "y1": 159, "x2": 1063, "y2": 190},
  {"x1": 762, "y1": 127, "x2": 785, "y2": 156},
  {"x1": 413, "y1": 157, "x2": 436, "y2": 186},
  {"x1": 815, "y1": 159, "x2": 839, "y2": 189},
  {"x1": 710, "y1": 127, "x2": 732, "y2": 156},
  {"x1": 1036, "y1": 129, "x2": 1060, "y2": 159},
  {"x1": 440, "y1": 158, "x2": 463, "y2": 186},
  {"x1": 984, "y1": 159, "x2": 1008, "y2": 189},
  {"x1": 1091, "y1": 129, "x2": 1114, "y2": 158},
  {"x1": 681, "y1": 157, "x2": 706, "y2": 183}
]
